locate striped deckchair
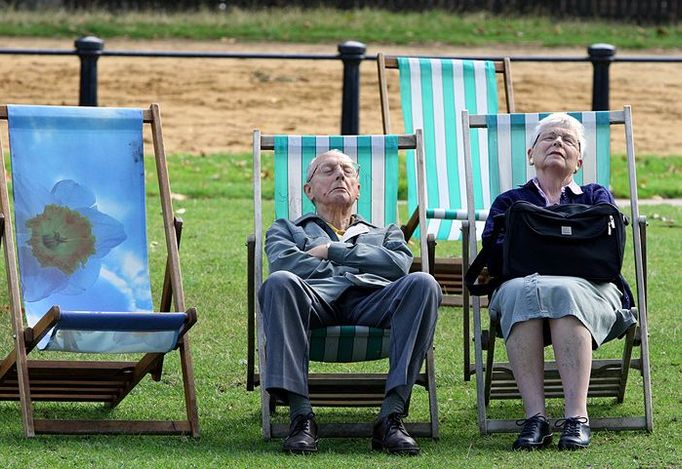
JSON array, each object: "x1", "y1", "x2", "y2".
[
  {"x1": 0, "y1": 104, "x2": 198, "y2": 437},
  {"x1": 247, "y1": 131, "x2": 439, "y2": 440},
  {"x1": 470, "y1": 111, "x2": 612, "y2": 220},
  {"x1": 378, "y1": 53, "x2": 515, "y2": 381},
  {"x1": 463, "y1": 106, "x2": 653, "y2": 434}
]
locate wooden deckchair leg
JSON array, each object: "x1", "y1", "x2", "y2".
[
  {"x1": 461, "y1": 223, "x2": 471, "y2": 381},
  {"x1": 638, "y1": 309, "x2": 654, "y2": 432},
  {"x1": 246, "y1": 234, "x2": 256, "y2": 391},
  {"x1": 639, "y1": 218, "x2": 648, "y2": 311},
  {"x1": 425, "y1": 347, "x2": 439, "y2": 440},
  {"x1": 617, "y1": 319, "x2": 637, "y2": 403},
  {"x1": 472, "y1": 297, "x2": 488, "y2": 435},
  {"x1": 0, "y1": 306, "x2": 60, "y2": 436},
  {"x1": 637, "y1": 218, "x2": 654, "y2": 431},
  {"x1": 160, "y1": 217, "x2": 184, "y2": 312},
  {"x1": 179, "y1": 337, "x2": 200, "y2": 437},
  {"x1": 425, "y1": 230, "x2": 439, "y2": 434},
  {"x1": 0, "y1": 153, "x2": 35, "y2": 436},
  {"x1": 16, "y1": 347, "x2": 34, "y2": 437},
  {"x1": 484, "y1": 320, "x2": 497, "y2": 407},
  {"x1": 154, "y1": 216, "x2": 184, "y2": 380},
  {"x1": 261, "y1": 388, "x2": 273, "y2": 441}
]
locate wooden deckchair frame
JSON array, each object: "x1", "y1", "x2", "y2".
[
  {"x1": 246, "y1": 131, "x2": 440, "y2": 440},
  {"x1": 462, "y1": 106, "x2": 653, "y2": 434},
  {"x1": 0, "y1": 104, "x2": 199, "y2": 437},
  {"x1": 377, "y1": 53, "x2": 515, "y2": 381}
]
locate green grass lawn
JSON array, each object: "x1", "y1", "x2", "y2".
[
  {"x1": 0, "y1": 152, "x2": 679, "y2": 467},
  {"x1": 2, "y1": 7, "x2": 682, "y2": 49},
  {"x1": 168, "y1": 151, "x2": 682, "y2": 200}
]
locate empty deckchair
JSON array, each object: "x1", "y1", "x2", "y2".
[
  {"x1": 378, "y1": 53, "x2": 514, "y2": 380},
  {"x1": 246, "y1": 131, "x2": 440, "y2": 439},
  {"x1": 0, "y1": 104, "x2": 199, "y2": 437},
  {"x1": 462, "y1": 106, "x2": 653, "y2": 434}
]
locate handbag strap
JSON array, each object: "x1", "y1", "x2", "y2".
[{"x1": 464, "y1": 214, "x2": 506, "y2": 296}]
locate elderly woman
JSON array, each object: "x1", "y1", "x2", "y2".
[{"x1": 482, "y1": 113, "x2": 636, "y2": 451}]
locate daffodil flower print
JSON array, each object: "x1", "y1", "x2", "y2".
[{"x1": 14, "y1": 176, "x2": 126, "y2": 302}]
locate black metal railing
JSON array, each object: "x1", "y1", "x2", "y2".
[{"x1": 1, "y1": 37, "x2": 680, "y2": 133}]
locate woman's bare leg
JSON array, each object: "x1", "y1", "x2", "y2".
[
  {"x1": 550, "y1": 316, "x2": 592, "y2": 419},
  {"x1": 506, "y1": 319, "x2": 546, "y2": 417}
]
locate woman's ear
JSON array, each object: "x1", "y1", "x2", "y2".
[{"x1": 527, "y1": 148, "x2": 534, "y2": 166}]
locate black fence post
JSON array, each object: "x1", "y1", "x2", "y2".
[
  {"x1": 338, "y1": 41, "x2": 366, "y2": 135},
  {"x1": 588, "y1": 43, "x2": 616, "y2": 111},
  {"x1": 75, "y1": 36, "x2": 104, "y2": 106}
]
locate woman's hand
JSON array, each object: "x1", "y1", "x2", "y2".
[{"x1": 478, "y1": 267, "x2": 490, "y2": 284}]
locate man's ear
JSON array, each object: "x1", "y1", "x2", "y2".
[{"x1": 304, "y1": 182, "x2": 314, "y2": 202}]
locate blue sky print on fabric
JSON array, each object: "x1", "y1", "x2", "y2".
[{"x1": 8, "y1": 105, "x2": 154, "y2": 332}]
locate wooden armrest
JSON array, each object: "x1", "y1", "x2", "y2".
[
  {"x1": 176, "y1": 307, "x2": 197, "y2": 343},
  {"x1": 401, "y1": 207, "x2": 420, "y2": 242},
  {"x1": 23, "y1": 306, "x2": 61, "y2": 353}
]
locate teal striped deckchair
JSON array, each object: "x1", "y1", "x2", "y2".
[
  {"x1": 463, "y1": 106, "x2": 653, "y2": 434},
  {"x1": 378, "y1": 53, "x2": 515, "y2": 381},
  {"x1": 247, "y1": 131, "x2": 439, "y2": 440},
  {"x1": 379, "y1": 55, "x2": 513, "y2": 242},
  {"x1": 0, "y1": 104, "x2": 198, "y2": 437}
]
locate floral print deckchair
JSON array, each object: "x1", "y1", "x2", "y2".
[{"x1": 0, "y1": 104, "x2": 199, "y2": 437}]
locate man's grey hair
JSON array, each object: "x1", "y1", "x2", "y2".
[
  {"x1": 531, "y1": 113, "x2": 586, "y2": 157},
  {"x1": 305, "y1": 148, "x2": 354, "y2": 182}
]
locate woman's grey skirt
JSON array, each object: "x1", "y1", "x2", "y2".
[{"x1": 489, "y1": 274, "x2": 636, "y2": 348}]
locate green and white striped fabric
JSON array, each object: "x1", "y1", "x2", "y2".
[
  {"x1": 273, "y1": 135, "x2": 399, "y2": 227},
  {"x1": 477, "y1": 111, "x2": 611, "y2": 220},
  {"x1": 309, "y1": 326, "x2": 391, "y2": 363},
  {"x1": 397, "y1": 57, "x2": 499, "y2": 240},
  {"x1": 272, "y1": 134, "x2": 400, "y2": 363}
]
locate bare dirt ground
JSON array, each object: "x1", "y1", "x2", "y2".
[{"x1": 2, "y1": 37, "x2": 682, "y2": 156}]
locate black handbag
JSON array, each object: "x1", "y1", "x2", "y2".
[{"x1": 465, "y1": 201, "x2": 627, "y2": 296}]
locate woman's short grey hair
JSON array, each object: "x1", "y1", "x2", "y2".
[{"x1": 531, "y1": 113, "x2": 586, "y2": 157}]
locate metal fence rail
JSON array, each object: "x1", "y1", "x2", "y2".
[{"x1": 2, "y1": 36, "x2": 682, "y2": 133}]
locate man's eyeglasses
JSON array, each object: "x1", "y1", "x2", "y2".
[{"x1": 307, "y1": 161, "x2": 360, "y2": 182}]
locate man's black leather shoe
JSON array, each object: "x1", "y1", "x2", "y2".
[
  {"x1": 283, "y1": 413, "x2": 318, "y2": 454},
  {"x1": 371, "y1": 413, "x2": 420, "y2": 455},
  {"x1": 512, "y1": 414, "x2": 553, "y2": 451},
  {"x1": 557, "y1": 417, "x2": 591, "y2": 450}
]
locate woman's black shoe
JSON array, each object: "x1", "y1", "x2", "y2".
[
  {"x1": 512, "y1": 414, "x2": 553, "y2": 451},
  {"x1": 557, "y1": 417, "x2": 591, "y2": 450},
  {"x1": 283, "y1": 412, "x2": 319, "y2": 454}
]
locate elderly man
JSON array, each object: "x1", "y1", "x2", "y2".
[{"x1": 259, "y1": 149, "x2": 441, "y2": 455}]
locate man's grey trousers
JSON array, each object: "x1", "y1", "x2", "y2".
[{"x1": 258, "y1": 271, "x2": 441, "y2": 404}]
